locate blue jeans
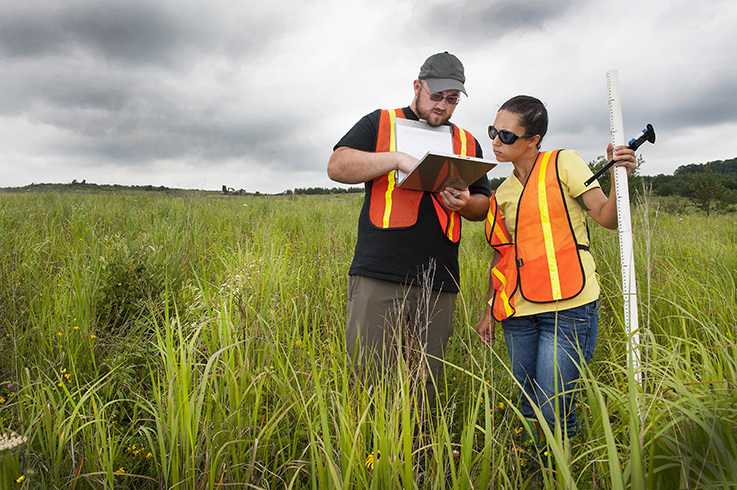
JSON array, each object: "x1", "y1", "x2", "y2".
[{"x1": 501, "y1": 300, "x2": 599, "y2": 438}]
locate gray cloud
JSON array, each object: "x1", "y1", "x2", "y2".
[
  {"x1": 0, "y1": 0, "x2": 285, "y2": 67},
  {"x1": 411, "y1": 0, "x2": 579, "y2": 42},
  {"x1": 21, "y1": 76, "x2": 314, "y2": 168},
  {"x1": 0, "y1": 73, "x2": 314, "y2": 179},
  {"x1": 62, "y1": 117, "x2": 309, "y2": 166},
  {"x1": 0, "y1": 0, "x2": 304, "y2": 177},
  {"x1": 1, "y1": 2, "x2": 196, "y2": 66},
  {"x1": 633, "y1": 76, "x2": 737, "y2": 132}
]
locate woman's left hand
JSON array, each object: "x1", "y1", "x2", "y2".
[
  {"x1": 439, "y1": 187, "x2": 470, "y2": 211},
  {"x1": 476, "y1": 310, "x2": 496, "y2": 346},
  {"x1": 606, "y1": 143, "x2": 637, "y2": 177}
]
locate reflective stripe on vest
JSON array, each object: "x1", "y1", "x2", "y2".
[
  {"x1": 382, "y1": 110, "x2": 398, "y2": 227},
  {"x1": 368, "y1": 109, "x2": 475, "y2": 242},
  {"x1": 536, "y1": 151, "x2": 562, "y2": 297}
]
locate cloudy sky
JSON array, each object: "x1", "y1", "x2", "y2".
[{"x1": 1, "y1": 0, "x2": 735, "y2": 193}]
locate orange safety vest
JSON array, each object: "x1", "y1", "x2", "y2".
[
  {"x1": 485, "y1": 191, "x2": 517, "y2": 321},
  {"x1": 485, "y1": 150, "x2": 588, "y2": 320},
  {"x1": 368, "y1": 108, "x2": 477, "y2": 242}
]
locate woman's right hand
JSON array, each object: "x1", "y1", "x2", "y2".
[{"x1": 476, "y1": 310, "x2": 496, "y2": 346}]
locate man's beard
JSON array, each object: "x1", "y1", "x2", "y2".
[{"x1": 412, "y1": 95, "x2": 452, "y2": 127}]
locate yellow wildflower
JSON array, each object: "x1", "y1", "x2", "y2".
[{"x1": 365, "y1": 450, "x2": 380, "y2": 470}]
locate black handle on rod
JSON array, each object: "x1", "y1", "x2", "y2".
[{"x1": 584, "y1": 124, "x2": 656, "y2": 186}]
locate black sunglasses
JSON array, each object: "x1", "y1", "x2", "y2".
[
  {"x1": 420, "y1": 82, "x2": 461, "y2": 105},
  {"x1": 488, "y1": 125, "x2": 534, "y2": 145}
]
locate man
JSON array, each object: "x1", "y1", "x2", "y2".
[{"x1": 327, "y1": 52, "x2": 491, "y2": 410}]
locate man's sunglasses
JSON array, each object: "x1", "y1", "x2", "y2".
[
  {"x1": 420, "y1": 82, "x2": 461, "y2": 105},
  {"x1": 488, "y1": 126, "x2": 534, "y2": 145}
]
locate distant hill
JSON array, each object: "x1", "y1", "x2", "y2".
[
  {"x1": 0, "y1": 180, "x2": 364, "y2": 196},
  {"x1": 673, "y1": 157, "x2": 737, "y2": 176},
  {"x1": 0, "y1": 180, "x2": 210, "y2": 196},
  {"x1": 643, "y1": 157, "x2": 737, "y2": 197}
]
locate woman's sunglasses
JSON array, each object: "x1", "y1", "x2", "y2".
[{"x1": 488, "y1": 125, "x2": 534, "y2": 145}]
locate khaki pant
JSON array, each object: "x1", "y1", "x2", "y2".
[{"x1": 345, "y1": 275, "x2": 456, "y2": 410}]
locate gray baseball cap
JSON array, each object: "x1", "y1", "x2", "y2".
[{"x1": 418, "y1": 51, "x2": 467, "y2": 96}]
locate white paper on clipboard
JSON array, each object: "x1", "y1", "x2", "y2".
[{"x1": 394, "y1": 118, "x2": 453, "y2": 160}]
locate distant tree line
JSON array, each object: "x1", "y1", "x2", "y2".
[
  {"x1": 289, "y1": 186, "x2": 364, "y2": 195},
  {"x1": 7, "y1": 180, "x2": 178, "y2": 194},
  {"x1": 641, "y1": 157, "x2": 736, "y2": 216},
  {"x1": 68, "y1": 179, "x2": 173, "y2": 192},
  {"x1": 643, "y1": 158, "x2": 737, "y2": 196}
]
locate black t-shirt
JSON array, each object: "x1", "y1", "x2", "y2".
[{"x1": 334, "y1": 107, "x2": 492, "y2": 292}]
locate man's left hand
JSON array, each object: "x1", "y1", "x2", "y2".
[{"x1": 439, "y1": 187, "x2": 469, "y2": 211}]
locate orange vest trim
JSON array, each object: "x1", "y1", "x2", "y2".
[
  {"x1": 485, "y1": 192, "x2": 517, "y2": 321},
  {"x1": 368, "y1": 109, "x2": 475, "y2": 242},
  {"x1": 484, "y1": 150, "x2": 588, "y2": 320}
]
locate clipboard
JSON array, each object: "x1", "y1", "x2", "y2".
[{"x1": 396, "y1": 152, "x2": 497, "y2": 192}]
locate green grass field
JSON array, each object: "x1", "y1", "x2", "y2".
[{"x1": 0, "y1": 191, "x2": 735, "y2": 489}]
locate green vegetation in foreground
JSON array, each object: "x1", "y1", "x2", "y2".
[{"x1": 0, "y1": 191, "x2": 735, "y2": 489}]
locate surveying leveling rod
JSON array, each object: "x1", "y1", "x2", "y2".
[{"x1": 606, "y1": 70, "x2": 643, "y2": 384}]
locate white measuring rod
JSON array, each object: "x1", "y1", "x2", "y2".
[{"x1": 606, "y1": 69, "x2": 641, "y2": 384}]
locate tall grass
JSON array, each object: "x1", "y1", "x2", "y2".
[{"x1": 0, "y1": 190, "x2": 735, "y2": 489}]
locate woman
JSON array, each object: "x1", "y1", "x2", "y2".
[{"x1": 476, "y1": 95, "x2": 636, "y2": 448}]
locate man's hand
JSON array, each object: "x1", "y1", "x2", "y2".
[
  {"x1": 439, "y1": 186, "x2": 470, "y2": 212},
  {"x1": 395, "y1": 152, "x2": 419, "y2": 175},
  {"x1": 438, "y1": 187, "x2": 489, "y2": 221},
  {"x1": 328, "y1": 147, "x2": 418, "y2": 185}
]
